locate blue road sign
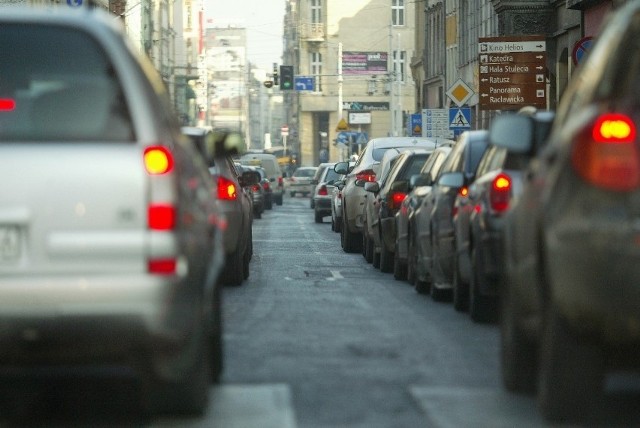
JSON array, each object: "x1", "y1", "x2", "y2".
[
  {"x1": 67, "y1": 0, "x2": 83, "y2": 6},
  {"x1": 294, "y1": 76, "x2": 315, "y2": 91},
  {"x1": 449, "y1": 107, "x2": 471, "y2": 129}
]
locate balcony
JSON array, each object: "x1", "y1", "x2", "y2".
[{"x1": 300, "y1": 22, "x2": 325, "y2": 41}]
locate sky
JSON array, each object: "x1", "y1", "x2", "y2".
[{"x1": 205, "y1": 0, "x2": 285, "y2": 71}]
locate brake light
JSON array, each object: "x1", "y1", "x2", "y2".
[
  {"x1": 356, "y1": 169, "x2": 376, "y2": 183},
  {"x1": 252, "y1": 184, "x2": 261, "y2": 192},
  {"x1": 148, "y1": 259, "x2": 177, "y2": 275},
  {"x1": 148, "y1": 204, "x2": 176, "y2": 230},
  {"x1": 144, "y1": 146, "x2": 174, "y2": 175},
  {"x1": 218, "y1": 176, "x2": 237, "y2": 200},
  {"x1": 262, "y1": 181, "x2": 271, "y2": 191},
  {"x1": 453, "y1": 186, "x2": 469, "y2": 217},
  {"x1": 278, "y1": 177, "x2": 284, "y2": 187},
  {"x1": 388, "y1": 191, "x2": 407, "y2": 211},
  {"x1": 572, "y1": 113, "x2": 640, "y2": 191},
  {"x1": 318, "y1": 185, "x2": 328, "y2": 196},
  {"x1": 0, "y1": 98, "x2": 16, "y2": 112},
  {"x1": 490, "y1": 173, "x2": 512, "y2": 213}
]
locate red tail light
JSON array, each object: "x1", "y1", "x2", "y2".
[
  {"x1": 388, "y1": 191, "x2": 407, "y2": 211},
  {"x1": 0, "y1": 98, "x2": 16, "y2": 112},
  {"x1": 278, "y1": 177, "x2": 284, "y2": 187},
  {"x1": 218, "y1": 176, "x2": 238, "y2": 200},
  {"x1": 252, "y1": 184, "x2": 261, "y2": 192},
  {"x1": 571, "y1": 113, "x2": 640, "y2": 192},
  {"x1": 148, "y1": 259, "x2": 177, "y2": 275},
  {"x1": 144, "y1": 146, "x2": 174, "y2": 175},
  {"x1": 318, "y1": 185, "x2": 328, "y2": 196},
  {"x1": 148, "y1": 204, "x2": 176, "y2": 230},
  {"x1": 262, "y1": 181, "x2": 271, "y2": 191},
  {"x1": 453, "y1": 186, "x2": 469, "y2": 217},
  {"x1": 490, "y1": 173, "x2": 512, "y2": 213},
  {"x1": 356, "y1": 169, "x2": 376, "y2": 183}
]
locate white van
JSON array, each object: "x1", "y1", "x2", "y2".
[{"x1": 239, "y1": 153, "x2": 284, "y2": 205}]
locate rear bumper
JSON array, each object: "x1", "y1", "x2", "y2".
[
  {"x1": 0, "y1": 272, "x2": 196, "y2": 364},
  {"x1": 548, "y1": 223, "x2": 640, "y2": 345}
]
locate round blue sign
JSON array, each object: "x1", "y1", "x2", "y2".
[
  {"x1": 67, "y1": 0, "x2": 83, "y2": 7},
  {"x1": 572, "y1": 37, "x2": 593, "y2": 66}
]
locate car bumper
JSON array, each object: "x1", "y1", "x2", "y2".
[
  {"x1": 548, "y1": 223, "x2": 640, "y2": 345},
  {"x1": 314, "y1": 197, "x2": 332, "y2": 212},
  {"x1": 0, "y1": 272, "x2": 194, "y2": 364},
  {"x1": 290, "y1": 184, "x2": 313, "y2": 194}
]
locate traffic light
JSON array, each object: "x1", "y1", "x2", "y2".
[
  {"x1": 279, "y1": 65, "x2": 294, "y2": 90},
  {"x1": 272, "y1": 64, "x2": 279, "y2": 86}
]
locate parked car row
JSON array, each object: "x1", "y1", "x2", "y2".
[{"x1": 315, "y1": 5, "x2": 640, "y2": 416}]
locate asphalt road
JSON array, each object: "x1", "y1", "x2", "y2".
[{"x1": 3, "y1": 195, "x2": 640, "y2": 427}]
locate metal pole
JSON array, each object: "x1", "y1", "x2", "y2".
[{"x1": 338, "y1": 42, "x2": 343, "y2": 119}]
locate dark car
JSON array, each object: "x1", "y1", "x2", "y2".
[
  {"x1": 489, "y1": 3, "x2": 640, "y2": 421},
  {"x1": 312, "y1": 163, "x2": 341, "y2": 223},
  {"x1": 183, "y1": 127, "x2": 254, "y2": 286},
  {"x1": 399, "y1": 146, "x2": 453, "y2": 286},
  {"x1": 363, "y1": 149, "x2": 433, "y2": 274},
  {"x1": 0, "y1": 9, "x2": 232, "y2": 416},
  {"x1": 237, "y1": 164, "x2": 266, "y2": 219},
  {"x1": 428, "y1": 130, "x2": 489, "y2": 301}
]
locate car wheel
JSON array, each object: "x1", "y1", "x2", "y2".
[
  {"x1": 310, "y1": 198, "x2": 315, "y2": 209},
  {"x1": 242, "y1": 238, "x2": 251, "y2": 280},
  {"x1": 364, "y1": 232, "x2": 374, "y2": 263},
  {"x1": 379, "y1": 239, "x2": 393, "y2": 273},
  {"x1": 210, "y1": 288, "x2": 223, "y2": 383},
  {"x1": 254, "y1": 208, "x2": 261, "y2": 219},
  {"x1": 500, "y1": 280, "x2": 535, "y2": 394},
  {"x1": 537, "y1": 306, "x2": 604, "y2": 423},
  {"x1": 221, "y1": 245, "x2": 244, "y2": 286},
  {"x1": 452, "y1": 251, "x2": 469, "y2": 312},
  {"x1": 393, "y1": 243, "x2": 407, "y2": 280},
  {"x1": 143, "y1": 313, "x2": 210, "y2": 416},
  {"x1": 314, "y1": 209, "x2": 323, "y2": 223},
  {"x1": 341, "y1": 211, "x2": 362, "y2": 253},
  {"x1": 276, "y1": 194, "x2": 283, "y2": 205},
  {"x1": 334, "y1": 215, "x2": 342, "y2": 233},
  {"x1": 290, "y1": 191, "x2": 295, "y2": 197},
  {"x1": 265, "y1": 199, "x2": 272, "y2": 210},
  {"x1": 470, "y1": 248, "x2": 493, "y2": 323},
  {"x1": 407, "y1": 236, "x2": 416, "y2": 285}
]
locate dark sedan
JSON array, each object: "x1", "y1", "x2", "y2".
[{"x1": 491, "y1": 3, "x2": 640, "y2": 422}]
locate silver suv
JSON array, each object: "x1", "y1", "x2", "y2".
[{"x1": 0, "y1": 8, "x2": 228, "y2": 416}]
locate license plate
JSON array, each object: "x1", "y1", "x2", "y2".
[{"x1": 0, "y1": 226, "x2": 21, "y2": 262}]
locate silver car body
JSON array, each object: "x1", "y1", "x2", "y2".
[{"x1": 0, "y1": 8, "x2": 224, "y2": 414}]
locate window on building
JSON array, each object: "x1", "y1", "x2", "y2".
[
  {"x1": 310, "y1": 52, "x2": 322, "y2": 92},
  {"x1": 459, "y1": 0, "x2": 497, "y2": 66},
  {"x1": 392, "y1": 0, "x2": 404, "y2": 26},
  {"x1": 311, "y1": 0, "x2": 322, "y2": 24},
  {"x1": 393, "y1": 50, "x2": 406, "y2": 83}
]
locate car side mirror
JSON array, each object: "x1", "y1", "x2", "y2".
[
  {"x1": 364, "y1": 181, "x2": 380, "y2": 193},
  {"x1": 334, "y1": 161, "x2": 350, "y2": 175},
  {"x1": 437, "y1": 171, "x2": 464, "y2": 188},
  {"x1": 410, "y1": 173, "x2": 432, "y2": 188}
]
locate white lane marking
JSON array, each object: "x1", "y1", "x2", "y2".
[
  {"x1": 211, "y1": 384, "x2": 297, "y2": 428},
  {"x1": 409, "y1": 386, "x2": 542, "y2": 428}
]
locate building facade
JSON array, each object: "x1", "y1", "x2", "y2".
[{"x1": 284, "y1": 0, "x2": 417, "y2": 166}]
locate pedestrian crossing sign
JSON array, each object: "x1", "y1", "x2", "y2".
[{"x1": 449, "y1": 108, "x2": 471, "y2": 129}]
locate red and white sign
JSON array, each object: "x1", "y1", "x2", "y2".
[{"x1": 281, "y1": 125, "x2": 289, "y2": 136}]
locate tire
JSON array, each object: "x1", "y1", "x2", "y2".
[
  {"x1": 310, "y1": 199, "x2": 315, "y2": 209},
  {"x1": 254, "y1": 209, "x2": 261, "y2": 219},
  {"x1": 143, "y1": 315, "x2": 210, "y2": 416},
  {"x1": 379, "y1": 240, "x2": 393, "y2": 273},
  {"x1": 537, "y1": 306, "x2": 604, "y2": 423},
  {"x1": 393, "y1": 243, "x2": 407, "y2": 280},
  {"x1": 452, "y1": 251, "x2": 469, "y2": 312},
  {"x1": 265, "y1": 199, "x2": 272, "y2": 210},
  {"x1": 341, "y1": 211, "x2": 362, "y2": 253},
  {"x1": 221, "y1": 245, "x2": 244, "y2": 286},
  {"x1": 364, "y1": 232, "x2": 374, "y2": 263},
  {"x1": 469, "y1": 248, "x2": 493, "y2": 323},
  {"x1": 430, "y1": 282, "x2": 450, "y2": 302},
  {"x1": 210, "y1": 288, "x2": 224, "y2": 383},
  {"x1": 407, "y1": 237, "x2": 416, "y2": 285},
  {"x1": 314, "y1": 210, "x2": 323, "y2": 223},
  {"x1": 372, "y1": 246, "x2": 381, "y2": 268},
  {"x1": 500, "y1": 282, "x2": 536, "y2": 394},
  {"x1": 334, "y1": 215, "x2": 342, "y2": 233},
  {"x1": 276, "y1": 194, "x2": 283, "y2": 206},
  {"x1": 242, "y1": 238, "x2": 250, "y2": 280},
  {"x1": 290, "y1": 191, "x2": 295, "y2": 197}
]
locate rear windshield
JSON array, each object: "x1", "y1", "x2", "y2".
[
  {"x1": 324, "y1": 169, "x2": 341, "y2": 183},
  {"x1": 293, "y1": 168, "x2": 316, "y2": 177},
  {"x1": 0, "y1": 25, "x2": 134, "y2": 142}
]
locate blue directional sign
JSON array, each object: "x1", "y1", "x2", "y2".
[
  {"x1": 67, "y1": 0, "x2": 83, "y2": 7},
  {"x1": 449, "y1": 107, "x2": 471, "y2": 129},
  {"x1": 294, "y1": 76, "x2": 315, "y2": 91}
]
